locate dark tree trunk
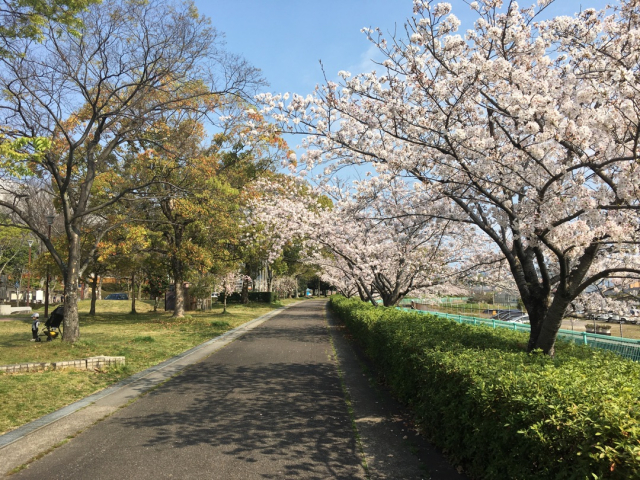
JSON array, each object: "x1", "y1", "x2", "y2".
[
  {"x1": 241, "y1": 277, "x2": 249, "y2": 305},
  {"x1": 524, "y1": 295, "x2": 548, "y2": 353},
  {"x1": 357, "y1": 278, "x2": 378, "y2": 306},
  {"x1": 130, "y1": 271, "x2": 137, "y2": 314},
  {"x1": 167, "y1": 220, "x2": 186, "y2": 317},
  {"x1": 534, "y1": 291, "x2": 574, "y2": 356},
  {"x1": 89, "y1": 275, "x2": 98, "y2": 316}
]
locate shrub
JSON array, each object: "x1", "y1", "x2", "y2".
[
  {"x1": 219, "y1": 292, "x2": 279, "y2": 303},
  {"x1": 210, "y1": 320, "x2": 230, "y2": 328},
  {"x1": 330, "y1": 296, "x2": 640, "y2": 479}
]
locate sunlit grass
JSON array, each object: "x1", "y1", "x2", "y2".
[{"x1": 0, "y1": 297, "x2": 303, "y2": 435}]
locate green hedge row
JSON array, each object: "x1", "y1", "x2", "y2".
[
  {"x1": 330, "y1": 296, "x2": 640, "y2": 479},
  {"x1": 219, "y1": 291, "x2": 278, "y2": 303}
]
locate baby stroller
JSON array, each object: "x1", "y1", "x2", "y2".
[{"x1": 41, "y1": 306, "x2": 64, "y2": 341}]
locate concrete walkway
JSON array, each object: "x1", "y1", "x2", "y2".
[{"x1": 2, "y1": 300, "x2": 466, "y2": 479}]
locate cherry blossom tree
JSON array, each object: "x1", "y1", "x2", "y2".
[
  {"x1": 249, "y1": 176, "x2": 471, "y2": 307},
  {"x1": 259, "y1": 0, "x2": 640, "y2": 355},
  {"x1": 216, "y1": 272, "x2": 251, "y2": 313},
  {"x1": 218, "y1": 271, "x2": 237, "y2": 314},
  {"x1": 272, "y1": 275, "x2": 298, "y2": 298}
]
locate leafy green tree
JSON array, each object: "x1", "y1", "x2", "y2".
[
  {"x1": 136, "y1": 108, "x2": 288, "y2": 316},
  {"x1": 0, "y1": 0, "x2": 98, "y2": 55},
  {"x1": 0, "y1": 224, "x2": 30, "y2": 303},
  {"x1": 142, "y1": 254, "x2": 171, "y2": 312},
  {"x1": 0, "y1": 0, "x2": 263, "y2": 341},
  {"x1": 0, "y1": 0, "x2": 98, "y2": 166}
]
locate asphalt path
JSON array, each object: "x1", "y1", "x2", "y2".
[
  {"x1": 12, "y1": 300, "x2": 366, "y2": 479},
  {"x1": 10, "y1": 300, "x2": 466, "y2": 480}
]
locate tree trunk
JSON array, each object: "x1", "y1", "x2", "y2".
[
  {"x1": 534, "y1": 292, "x2": 573, "y2": 356},
  {"x1": 97, "y1": 276, "x2": 102, "y2": 300},
  {"x1": 16, "y1": 267, "x2": 24, "y2": 306},
  {"x1": 138, "y1": 277, "x2": 143, "y2": 300},
  {"x1": 167, "y1": 221, "x2": 186, "y2": 317},
  {"x1": 89, "y1": 275, "x2": 98, "y2": 316},
  {"x1": 525, "y1": 304, "x2": 545, "y2": 353},
  {"x1": 173, "y1": 280, "x2": 185, "y2": 317},
  {"x1": 381, "y1": 293, "x2": 402, "y2": 307},
  {"x1": 357, "y1": 278, "x2": 378, "y2": 306},
  {"x1": 266, "y1": 265, "x2": 273, "y2": 293},
  {"x1": 241, "y1": 277, "x2": 249, "y2": 305},
  {"x1": 62, "y1": 237, "x2": 81, "y2": 343},
  {"x1": 63, "y1": 281, "x2": 80, "y2": 341},
  {"x1": 130, "y1": 271, "x2": 137, "y2": 314}
]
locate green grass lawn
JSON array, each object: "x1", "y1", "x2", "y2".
[{"x1": 0, "y1": 297, "x2": 303, "y2": 435}]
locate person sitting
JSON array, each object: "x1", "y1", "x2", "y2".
[{"x1": 31, "y1": 313, "x2": 41, "y2": 342}]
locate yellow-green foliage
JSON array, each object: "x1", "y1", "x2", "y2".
[{"x1": 330, "y1": 296, "x2": 640, "y2": 480}]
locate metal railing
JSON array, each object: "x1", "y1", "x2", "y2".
[{"x1": 399, "y1": 307, "x2": 640, "y2": 362}]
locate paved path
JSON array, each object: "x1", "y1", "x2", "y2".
[
  {"x1": 7, "y1": 300, "x2": 466, "y2": 479},
  {"x1": 11, "y1": 301, "x2": 364, "y2": 479}
]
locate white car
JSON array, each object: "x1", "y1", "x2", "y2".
[{"x1": 507, "y1": 315, "x2": 529, "y2": 324}]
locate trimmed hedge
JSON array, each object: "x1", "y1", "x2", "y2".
[
  {"x1": 219, "y1": 291, "x2": 278, "y2": 303},
  {"x1": 330, "y1": 296, "x2": 640, "y2": 480}
]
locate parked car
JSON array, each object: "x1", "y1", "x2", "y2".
[
  {"x1": 491, "y1": 310, "x2": 529, "y2": 324},
  {"x1": 507, "y1": 315, "x2": 529, "y2": 324},
  {"x1": 605, "y1": 312, "x2": 634, "y2": 324},
  {"x1": 105, "y1": 293, "x2": 129, "y2": 300},
  {"x1": 607, "y1": 312, "x2": 621, "y2": 323}
]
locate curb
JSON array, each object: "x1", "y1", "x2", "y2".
[{"x1": 0, "y1": 302, "x2": 301, "y2": 471}]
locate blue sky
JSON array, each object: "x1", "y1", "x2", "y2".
[
  {"x1": 193, "y1": 0, "x2": 610, "y2": 175},
  {"x1": 193, "y1": 0, "x2": 610, "y2": 99}
]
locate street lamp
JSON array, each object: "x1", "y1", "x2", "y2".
[
  {"x1": 44, "y1": 214, "x2": 55, "y2": 318},
  {"x1": 26, "y1": 239, "x2": 33, "y2": 305}
]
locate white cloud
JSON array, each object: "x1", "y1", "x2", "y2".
[{"x1": 345, "y1": 43, "x2": 385, "y2": 76}]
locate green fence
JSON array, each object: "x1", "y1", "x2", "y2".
[
  {"x1": 400, "y1": 307, "x2": 640, "y2": 362},
  {"x1": 403, "y1": 297, "x2": 468, "y2": 304}
]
